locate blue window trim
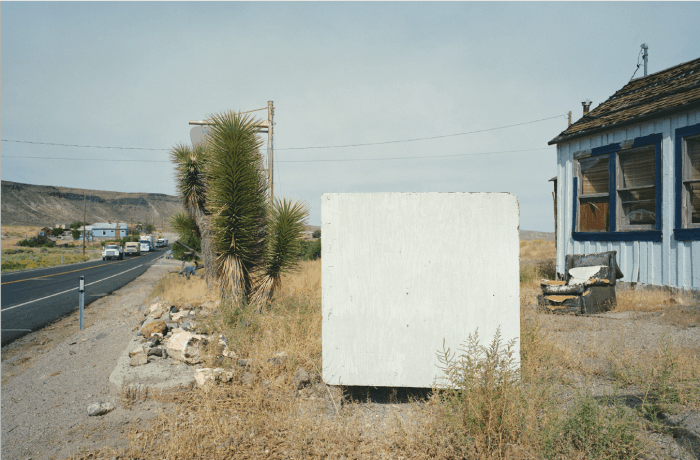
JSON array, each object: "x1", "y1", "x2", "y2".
[
  {"x1": 674, "y1": 122, "x2": 700, "y2": 241},
  {"x1": 573, "y1": 133, "x2": 662, "y2": 242}
]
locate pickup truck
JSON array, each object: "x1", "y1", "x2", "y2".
[
  {"x1": 102, "y1": 243, "x2": 124, "y2": 260},
  {"x1": 124, "y1": 242, "x2": 141, "y2": 256}
]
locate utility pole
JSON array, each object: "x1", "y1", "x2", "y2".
[
  {"x1": 82, "y1": 192, "x2": 87, "y2": 256},
  {"x1": 568, "y1": 111, "x2": 572, "y2": 127},
  {"x1": 641, "y1": 43, "x2": 649, "y2": 76},
  {"x1": 189, "y1": 102, "x2": 275, "y2": 201},
  {"x1": 267, "y1": 100, "x2": 275, "y2": 204},
  {"x1": 130, "y1": 217, "x2": 133, "y2": 241}
]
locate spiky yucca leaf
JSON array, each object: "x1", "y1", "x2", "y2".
[
  {"x1": 170, "y1": 143, "x2": 208, "y2": 214},
  {"x1": 250, "y1": 198, "x2": 309, "y2": 307},
  {"x1": 205, "y1": 111, "x2": 268, "y2": 302},
  {"x1": 170, "y1": 212, "x2": 199, "y2": 240}
]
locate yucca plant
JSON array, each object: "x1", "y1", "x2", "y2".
[
  {"x1": 250, "y1": 198, "x2": 309, "y2": 309},
  {"x1": 205, "y1": 111, "x2": 269, "y2": 303},
  {"x1": 170, "y1": 142, "x2": 216, "y2": 287}
]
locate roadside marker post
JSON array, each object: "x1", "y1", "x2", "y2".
[{"x1": 79, "y1": 276, "x2": 85, "y2": 330}]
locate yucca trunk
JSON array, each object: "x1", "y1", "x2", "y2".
[{"x1": 206, "y1": 111, "x2": 268, "y2": 304}]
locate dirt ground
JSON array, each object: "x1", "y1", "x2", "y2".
[
  {"x1": 2, "y1": 257, "x2": 700, "y2": 459},
  {"x1": 1, "y1": 259, "x2": 184, "y2": 460}
]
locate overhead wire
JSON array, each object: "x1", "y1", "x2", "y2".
[
  {"x1": 275, "y1": 114, "x2": 566, "y2": 150},
  {"x1": 3, "y1": 146, "x2": 555, "y2": 164},
  {"x1": 1, "y1": 113, "x2": 566, "y2": 153}
]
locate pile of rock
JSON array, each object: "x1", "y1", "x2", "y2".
[{"x1": 130, "y1": 298, "x2": 341, "y2": 409}]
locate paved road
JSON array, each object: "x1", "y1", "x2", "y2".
[{"x1": 1, "y1": 248, "x2": 169, "y2": 346}]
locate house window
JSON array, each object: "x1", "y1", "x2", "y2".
[
  {"x1": 675, "y1": 123, "x2": 700, "y2": 239},
  {"x1": 578, "y1": 156, "x2": 609, "y2": 232},
  {"x1": 573, "y1": 133, "x2": 662, "y2": 242},
  {"x1": 617, "y1": 146, "x2": 656, "y2": 229}
]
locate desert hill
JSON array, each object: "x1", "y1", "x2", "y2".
[{"x1": 1, "y1": 181, "x2": 184, "y2": 228}]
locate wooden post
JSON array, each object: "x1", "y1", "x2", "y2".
[
  {"x1": 82, "y1": 192, "x2": 86, "y2": 256},
  {"x1": 568, "y1": 111, "x2": 572, "y2": 127},
  {"x1": 267, "y1": 100, "x2": 274, "y2": 204}
]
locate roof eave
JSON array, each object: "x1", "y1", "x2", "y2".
[{"x1": 548, "y1": 98, "x2": 700, "y2": 146}]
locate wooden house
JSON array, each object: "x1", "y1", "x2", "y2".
[{"x1": 549, "y1": 56, "x2": 700, "y2": 290}]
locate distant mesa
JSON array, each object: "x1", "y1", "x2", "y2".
[{"x1": 1, "y1": 180, "x2": 184, "y2": 227}]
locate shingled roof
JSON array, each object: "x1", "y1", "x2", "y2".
[{"x1": 549, "y1": 56, "x2": 700, "y2": 145}]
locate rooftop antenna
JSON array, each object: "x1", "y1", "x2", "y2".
[{"x1": 641, "y1": 43, "x2": 649, "y2": 76}]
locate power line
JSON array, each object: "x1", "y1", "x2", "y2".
[
  {"x1": 1, "y1": 113, "x2": 566, "y2": 153},
  {"x1": 3, "y1": 146, "x2": 554, "y2": 164},
  {"x1": 275, "y1": 114, "x2": 566, "y2": 150},
  {"x1": 3, "y1": 155, "x2": 169, "y2": 163},
  {"x1": 0, "y1": 139, "x2": 169, "y2": 151},
  {"x1": 278, "y1": 147, "x2": 554, "y2": 163}
]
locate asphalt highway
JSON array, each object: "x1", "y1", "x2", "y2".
[{"x1": 1, "y1": 248, "x2": 168, "y2": 346}]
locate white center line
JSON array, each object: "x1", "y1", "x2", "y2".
[{"x1": 1, "y1": 264, "x2": 145, "y2": 312}]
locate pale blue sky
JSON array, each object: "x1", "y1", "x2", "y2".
[{"x1": 3, "y1": 2, "x2": 699, "y2": 230}]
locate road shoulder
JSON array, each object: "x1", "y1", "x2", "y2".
[{"x1": 1, "y1": 258, "x2": 186, "y2": 460}]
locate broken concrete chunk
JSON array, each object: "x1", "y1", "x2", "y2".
[
  {"x1": 87, "y1": 401, "x2": 115, "y2": 416},
  {"x1": 166, "y1": 331, "x2": 208, "y2": 364},
  {"x1": 129, "y1": 346, "x2": 145, "y2": 357},
  {"x1": 171, "y1": 311, "x2": 188, "y2": 321},
  {"x1": 148, "y1": 347, "x2": 164, "y2": 357},
  {"x1": 141, "y1": 321, "x2": 167, "y2": 339},
  {"x1": 130, "y1": 354, "x2": 148, "y2": 366},
  {"x1": 194, "y1": 368, "x2": 234, "y2": 386}
]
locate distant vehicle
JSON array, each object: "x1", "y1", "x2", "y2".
[
  {"x1": 124, "y1": 242, "x2": 140, "y2": 256},
  {"x1": 156, "y1": 237, "x2": 167, "y2": 248},
  {"x1": 102, "y1": 243, "x2": 124, "y2": 261},
  {"x1": 139, "y1": 242, "x2": 151, "y2": 253},
  {"x1": 164, "y1": 249, "x2": 173, "y2": 259},
  {"x1": 139, "y1": 235, "x2": 156, "y2": 252}
]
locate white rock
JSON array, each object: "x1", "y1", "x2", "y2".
[
  {"x1": 129, "y1": 346, "x2": 145, "y2": 357},
  {"x1": 171, "y1": 311, "x2": 188, "y2": 321},
  {"x1": 166, "y1": 331, "x2": 208, "y2": 364},
  {"x1": 194, "y1": 368, "x2": 234, "y2": 387},
  {"x1": 87, "y1": 401, "x2": 115, "y2": 416}
]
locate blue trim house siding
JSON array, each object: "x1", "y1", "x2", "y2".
[
  {"x1": 556, "y1": 108, "x2": 700, "y2": 290},
  {"x1": 91, "y1": 223, "x2": 128, "y2": 238},
  {"x1": 675, "y1": 122, "x2": 700, "y2": 241}
]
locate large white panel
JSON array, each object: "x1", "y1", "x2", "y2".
[{"x1": 322, "y1": 193, "x2": 520, "y2": 388}]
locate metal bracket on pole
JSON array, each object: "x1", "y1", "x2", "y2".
[{"x1": 79, "y1": 276, "x2": 85, "y2": 330}]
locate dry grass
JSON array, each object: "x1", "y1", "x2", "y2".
[
  {"x1": 519, "y1": 239, "x2": 555, "y2": 261},
  {"x1": 151, "y1": 271, "x2": 220, "y2": 306},
  {"x1": 78, "y1": 256, "x2": 700, "y2": 460}
]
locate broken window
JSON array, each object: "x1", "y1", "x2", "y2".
[
  {"x1": 578, "y1": 156, "x2": 609, "y2": 232},
  {"x1": 682, "y1": 135, "x2": 700, "y2": 227},
  {"x1": 617, "y1": 146, "x2": 656, "y2": 229},
  {"x1": 575, "y1": 134, "x2": 662, "y2": 238}
]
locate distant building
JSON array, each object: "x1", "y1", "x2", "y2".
[
  {"x1": 76, "y1": 225, "x2": 94, "y2": 241},
  {"x1": 91, "y1": 222, "x2": 129, "y2": 239},
  {"x1": 549, "y1": 55, "x2": 700, "y2": 290},
  {"x1": 39, "y1": 227, "x2": 53, "y2": 237}
]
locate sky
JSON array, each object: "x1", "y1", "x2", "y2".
[{"x1": 2, "y1": 2, "x2": 700, "y2": 231}]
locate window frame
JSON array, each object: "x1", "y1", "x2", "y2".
[
  {"x1": 572, "y1": 133, "x2": 662, "y2": 242},
  {"x1": 674, "y1": 122, "x2": 700, "y2": 240}
]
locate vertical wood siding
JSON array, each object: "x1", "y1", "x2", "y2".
[{"x1": 556, "y1": 108, "x2": 700, "y2": 289}]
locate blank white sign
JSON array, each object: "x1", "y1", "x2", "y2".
[{"x1": 322, "y1": 193, "x2": 520, "y2": 387}]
